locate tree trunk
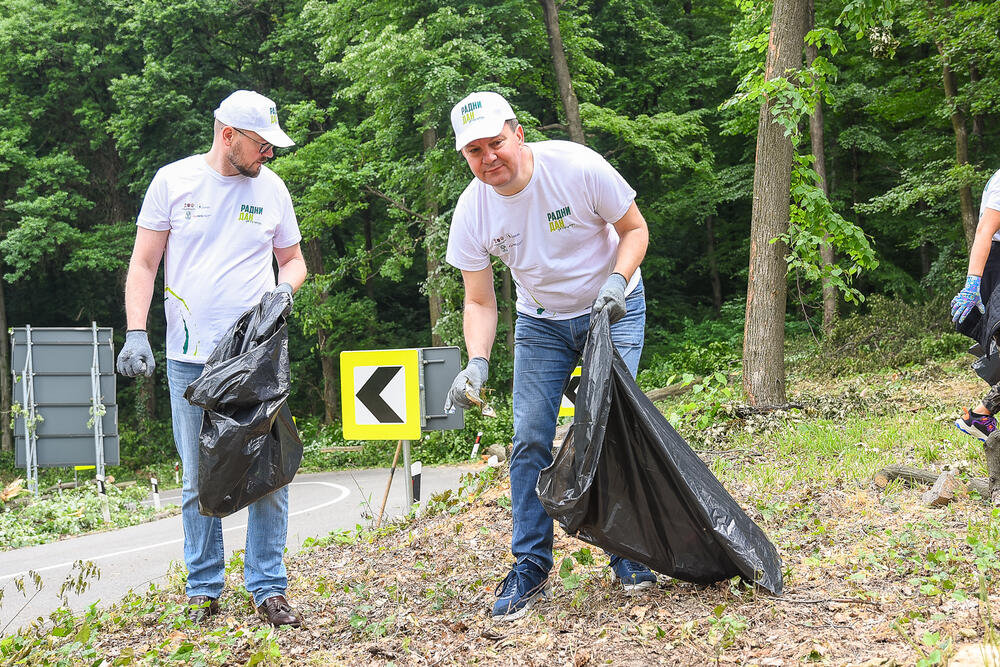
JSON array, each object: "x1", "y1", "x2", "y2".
[
  {"x1": 937, "y1": 42, "x2": 977, "y2": 250},
  {"x1": 705, "y1": 214, "x2": 722, "y2": 313},
  {"x1": 305, "y1": 239, "x2": 338, "y2": 423},
  {"x1": 539, "y1": 0, "x2": 585, "y2": 144},
  {"x1": 423, "y1": 124, "x2": 443, "y2": 347},
  {"x1": 969, "y1": 62, "x2": 984, "y2": 160},
  {"x1": 743, "y1": 0, "x2": 807, "y2": 406},
  {"x1": 0, "y1": 273, "x2": 11, "y2": 453},
  {"x1": 920, "y1": 241, "x2": 931, "y2": 276},
  {"x1": 363, "y1": 217, "x2": 375, "y2": 301},
  {"x1": 806, "y1": 0, "x2": 837, "y2": 336}
]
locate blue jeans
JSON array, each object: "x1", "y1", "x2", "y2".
[
  {"x1": 510, "y1": 283, "x2": 646, "y2": 573},
  {"x1": 167, "y1": 359, "x2": 289, "y2": 606}
]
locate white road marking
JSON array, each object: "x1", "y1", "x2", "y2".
[{"x1": 0, "y1": 481, "x2": 350, "y2": 584}]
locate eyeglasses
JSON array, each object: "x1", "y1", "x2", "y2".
[{"x1": 232, "y1": 127, "x2": 273, "y2": 154}]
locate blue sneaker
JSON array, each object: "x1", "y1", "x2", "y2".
[
  {"x1": 491, "y1": 561, "x2": 549, "y2": 621},
  {"x1": 956, "y1": 408, "x2": 997, "y2": 443},
  {"x1": 609, "y1": 555, "x2": 656, "y2": 593}
]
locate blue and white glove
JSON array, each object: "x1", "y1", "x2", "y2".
[
  {"x1": 952, "y1": 275, "x2": 985, "y2": 323},
  {"x1": 444, "y1": 357, "x2": 489, "y2": 413},
  {"x1": 116, "y1": 330, "x2": 155, "y2": 377},
  {"x1": 592, "y1": 272, "x2": 628, "y2": 323}
]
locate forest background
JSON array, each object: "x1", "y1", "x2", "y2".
[{"x1": 1, "y1": 0, "x2": 996, "y2": 471}]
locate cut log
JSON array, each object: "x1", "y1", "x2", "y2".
[
  {"x1": 875, "y1": 464, "x2": 990, "y2": 500},
  {"x1": 874, "y1": 465, "x2": 938, "y2": 488},
  {"x1": 921, "y1": 471, "x2": 966, "y2": 507}
]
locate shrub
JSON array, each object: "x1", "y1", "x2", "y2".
[{"x1": 795, "y1": 294, "x2": 965, "y2": 376}]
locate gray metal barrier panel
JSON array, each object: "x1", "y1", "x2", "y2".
[
  {"x1": 420, "y1": 346, "x2": 464, "y2": 432},
  {"x1": 11, "y1": 327, "x2": 119, "y2": 468}
]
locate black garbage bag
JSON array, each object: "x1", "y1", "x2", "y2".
[
  {"x1": 536, "y1": 309, "x2": 784, "y2": 594},
  {"x1": 183, "y1": 290, "x2": 302, "y2": 518}
]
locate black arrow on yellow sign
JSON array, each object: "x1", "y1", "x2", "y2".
[
  {"x1": 357, "y1": 366, "x2": 404, "y2": 423},
  {"x1": 564, "y1": 375, "x2": 581, "y2": 404}
]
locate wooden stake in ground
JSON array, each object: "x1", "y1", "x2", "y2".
[
  {"x1": 376, "y1": 440, "x2": 404, "y2": 528},
  {"x1": 985, "y1": 430, "x2": 1000, "y2": 505}
]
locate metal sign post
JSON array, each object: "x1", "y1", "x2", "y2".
[
  {"x1": 340, "y1": 346, "x2": 464, "y2": 517},
  {"x1": 402, "y1": 439, "x2": 413, "y2": 508},
  {"x1": 17, "y1": 325, "x2": 39, "y2": 493},
  {"x1": 90, "y1": 323, "x2": 107, "y2": 483}
]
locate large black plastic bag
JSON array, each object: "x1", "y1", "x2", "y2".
[
  {"x1": 536, "y1": 309, "x2": 783, "y2": 594},
  {"x1": 183, "y1": 291, "x2": 302, "y2": 518}
]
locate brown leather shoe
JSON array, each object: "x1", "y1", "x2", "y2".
[
  {"x1": 187, "y1": 595, "x2": 220, "y2": 622},
  {"x1": 256, "y1": 594, "x2": 302, "y2": 627}
]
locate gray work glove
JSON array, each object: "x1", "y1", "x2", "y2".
[
  {"x1": 273, "y1": 281, "x2": 294, "y2": 305},
  {"x1": 444, "y1": 357, "x2": 489, "y2": 413},
  {"x1": 592, "y1": 272, "x2": 628, "y2": 323},
  {"x1": 116, "y1": 330, "x2": 155, "y2": 377}
]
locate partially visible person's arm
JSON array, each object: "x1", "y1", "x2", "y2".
[
  {"x1": 967, "y1": 207, "x2": 1000, "y2": 277},
  {"x1": 274, "y1": 243, "x2": 307, "y2": 292},
  {"x1": 953, "y1": 207, "x2": 1000, "y2": 323},
  {"x1": 610, "y1": 201, "x2": 649, "y2": 281},
  {"x1": 124, "y1": 228, "x2": 169, "y2": 330}
]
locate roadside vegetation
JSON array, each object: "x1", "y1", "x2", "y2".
[
  {"x1": 0, "y1": 482, "x2": 164, "y2": 551},
  {"x1": 3, "y1": 301, "x2": 1000, "y2": 664}
]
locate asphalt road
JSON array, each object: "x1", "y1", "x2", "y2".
[{"x1": 0, "y1": 465, "x2": 477, "y2": 633}]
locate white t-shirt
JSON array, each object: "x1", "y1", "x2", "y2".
[
  {"x1": 983, "y1": 169, "x2": 1000, "y2": 242},
  {"x1": 136, "y1": 155, "x2": 301, "y2": 363},
  {"x1": 446, "y1": 140, "x2": 640, "y2": 319}
]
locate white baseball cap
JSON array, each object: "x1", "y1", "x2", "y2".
[
  {"x1": 451, "y1": 91, "x2": 516, "y2": 151},
  {"x1": 214, "y1": 90, "x2": 295, "y2": 148}
]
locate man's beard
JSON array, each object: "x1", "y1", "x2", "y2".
[{"x1": 226, "y1": 148, "x2": 262, "y2": 178}]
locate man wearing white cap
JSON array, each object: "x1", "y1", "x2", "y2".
[
  {"x1": 444, "y1": 91, "x2": 653, "y2": 620},
  {"x1": 116, "y1": 90, "x2": 306, "y2": 626}
]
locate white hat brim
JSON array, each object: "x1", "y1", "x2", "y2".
[
  {"x1": 257, "y1": 127, "x2": 295, "y2": 148},
  {"x1": 455, "y1": 117, "x2": 506, "y2": 151}
]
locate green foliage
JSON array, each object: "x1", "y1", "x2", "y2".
[
  {"x1": 297, "y1": 397, "x2": 514, "y2": 471},
  {"x1": 638, "y1": 298, "x2": 745, "y2": 387},
  {"x1": 2, "y1": 0, "x2": 1000, "y2": 440},
  {"x1": 783, "y1": 154, "x2": 878, "y2": 305},
  {"x1": 117, "y1": 419, "x2": 176, "y2": 468}
]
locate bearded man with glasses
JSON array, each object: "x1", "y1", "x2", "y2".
[{"x1": 116, "y1": 90, "x2": 307, "y2": 627}]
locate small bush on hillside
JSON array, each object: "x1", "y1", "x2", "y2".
[{"x1": 795, "y1": 294, "x2": 967, "y2": 376}]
